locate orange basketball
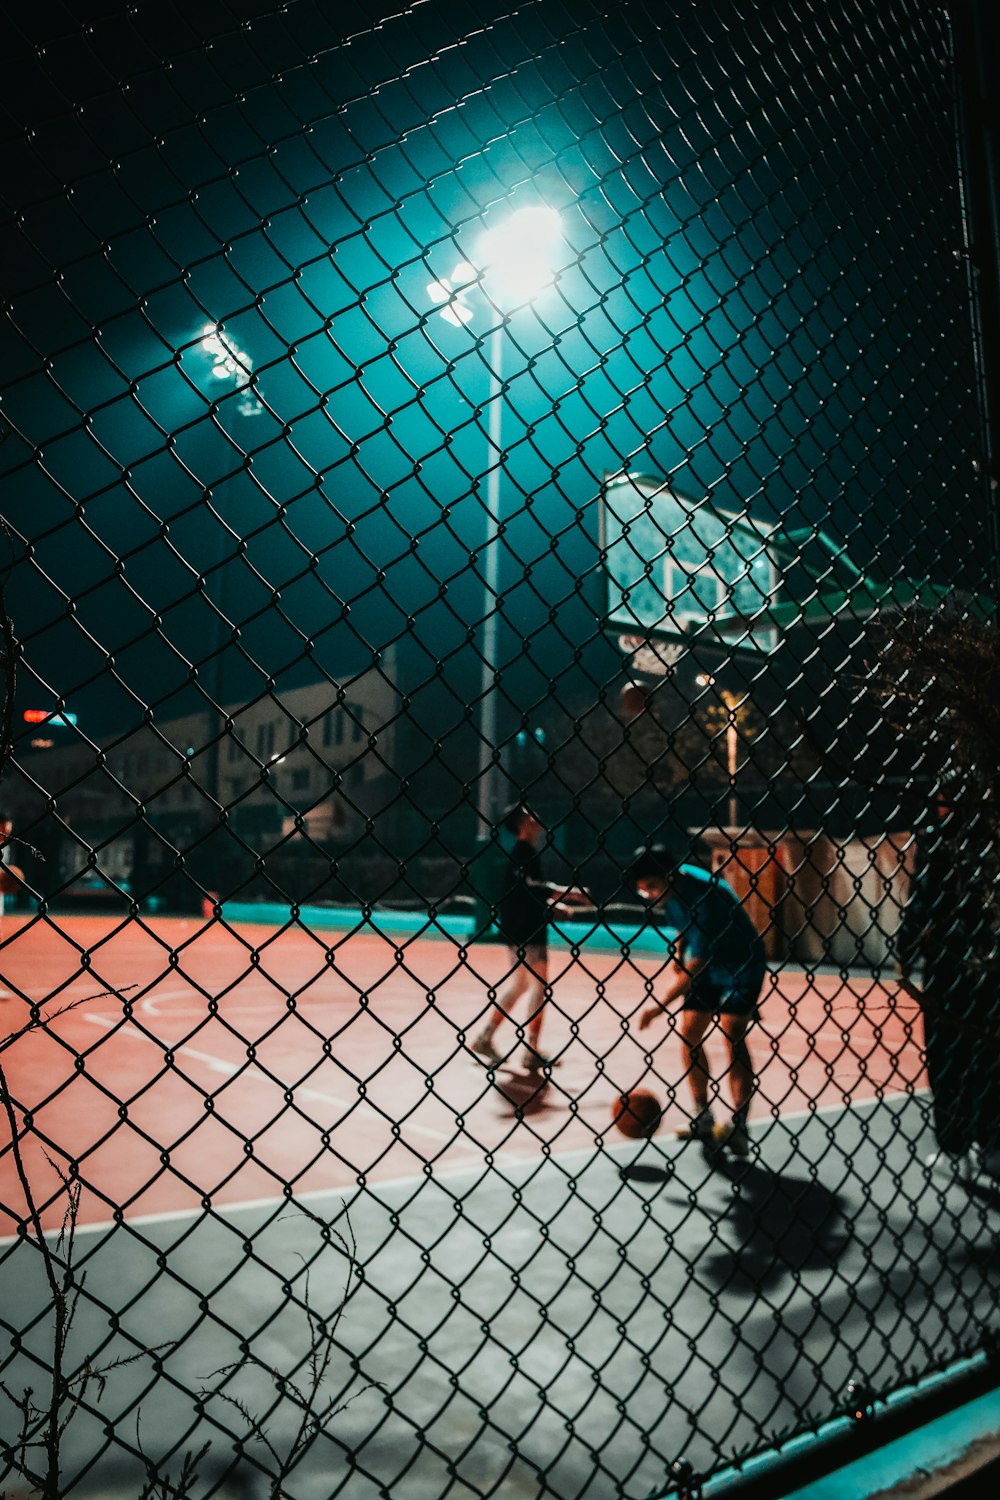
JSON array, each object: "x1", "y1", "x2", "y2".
[
  {"x1": 619, "y1": 682, "x2": 647, "y2": 720},
  {"x1": 613, "y1": 1088, "x2": 662, "y2": 1139}
]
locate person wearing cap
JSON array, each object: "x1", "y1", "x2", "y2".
[{"x1": 627, "y1": 844, "x2": 767, "y2": 1156}]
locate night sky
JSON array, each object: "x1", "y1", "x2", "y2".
[{"x1": 0, "y1": 0, "x2": 988, "y2": 761}]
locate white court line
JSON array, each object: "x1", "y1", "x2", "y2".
[
  {"x1": 78, "y1": 1013, "x2": 452, "y2": 1144},
  {"x1": 83, "y1": 984, "x2": 306, "y2": 1020},
  {"x1": 138, "y1": 980, "x2": 456, "y2": 1020},
  {"x1": 140, "y1": 987, "x2": 207, "y2": 1018},
  {"x1": 0, "y1": 1086, "x2": 928, "y2": 1245},
  {"x1": 139, "y1": 984, "x2": 346, "y2": 1019}
]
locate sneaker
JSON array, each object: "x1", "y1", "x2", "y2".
[
  {"x1": 925, "y1": 1149, "x2": 951, "y2": 1179},
  {"x1": 520, "y1": 1046, "x2": 555, "y2": 1073},
  {"x1": 675, "y1": 1111, "x2": 715, "y2": 1143},
  {"x1": 982, "y1": 1150, "x2": 1000, "y2": 1181},
  {"x1": 469, "y1": 1031, "x2": 503, "y2": 1067},
  {"x1": 719, "y1": 1121, "x2": 751, "y2": 1158},
  {"x1": 926, "y1": 1148, "x2": 978, "y2": 1183}
]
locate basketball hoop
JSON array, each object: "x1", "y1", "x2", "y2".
[{"x1": 617, "y1": 633, "x2": 686, "y2": 678}]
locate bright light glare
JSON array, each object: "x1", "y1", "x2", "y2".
[
  {"x1": 441, "y1": 304, "x2": 474, "y2": 329},
  {"x1": 197, "y1": 324, "x2": 263, "y2": 414},
  {"x1": 200, "y1": 324, "x2": 250, "y2": 383},
  {"x1": 426, "y1": 277, "x2": 474, "y2": 328},
  {"x1": 479, "y1": 205, "x2": 562, "y2": 305},
  {"x1": 427, "y1": 205, "x2": 561, "y2": 329}
]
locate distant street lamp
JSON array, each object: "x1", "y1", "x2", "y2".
[
  {"x1": 427, "y1": 206, "x2": 563, "y2": 829},
  {"x1": 199, "y1": 324, "x2": 263, "y2": 417}
]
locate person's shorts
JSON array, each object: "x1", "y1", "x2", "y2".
[
  {"x1": 684, "y1": 969, "x2": 765, "y2": 1018},
  {"x1": 504, "y1": 940, "x2": 548, "y2": 970}
]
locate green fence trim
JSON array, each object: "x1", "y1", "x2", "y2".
[
  {"x1": 778, "y1": 1374, "x2": 1000, "y2": 1499},
  {"x1": 699, "y1": 1354, "x2": 999, "y2": 1500}
]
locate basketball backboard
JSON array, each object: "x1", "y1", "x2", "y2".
[
  {"x1": 600, "y1": 472, "x2": 779, "y2": 654},
  {"x1": 600, "y1": 471, "x2": 992, "y2": 660}
]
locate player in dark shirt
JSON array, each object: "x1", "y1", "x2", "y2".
[
  {"x1": 470, "y1": 805, "x2": 589, "y2": 1072},
  {"x1": 628, "y1": 844, "x2": 766, "y2": 1156}
]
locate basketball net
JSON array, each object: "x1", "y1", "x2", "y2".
[{"x1": 616, "y1": 633, "x2": 686, "y2": 678}]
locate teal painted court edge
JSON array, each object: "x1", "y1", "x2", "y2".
[
  {"x1": 212, "y1": 900, "x2": 677, "y2": 955},
  {"x1": 696, "y1": 1356, "x2": 1000, "y2": 1500}
]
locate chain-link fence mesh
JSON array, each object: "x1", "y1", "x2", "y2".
[{"x1": 1, "y1": 1, "x2": 998, "y2": 1496}]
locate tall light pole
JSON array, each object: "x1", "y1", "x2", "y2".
[
  {"x1": 427, "y1": 205, "x2": 563, "y2": 831},
  {"x1": 194, "y1": 324, "x2": 261, "y2": 816}
]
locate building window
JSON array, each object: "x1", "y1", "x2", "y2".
[
  {"x1": 256, "y1": 721, "x2": 275, "y2": 759},
  {"x1": 322, "y1": 708, "x2": 347, "y2": 747},
  {"x1": 292, "y1": 768, "x2": 310, "y2": 791}
]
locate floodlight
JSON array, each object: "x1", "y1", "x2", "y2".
[{"x1": 478, "y1": 205, "x2": 563, "y2": 306}]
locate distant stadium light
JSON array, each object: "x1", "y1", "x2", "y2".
[
  {"x1": 478, "y1": 205, "x2": 563, "y2": 307},
  {"x1": 23, "y1": 709, "x2": 77, "y2": 726},
  {"x1": 427, "y1": 275, "x2": 476, "y2": 329},
  {"x1": 197, "y1": 323, "x2": 262, "y2": 415},
  {"x1": 200, "y1": 324, "x2": 248, "y2": 381}
]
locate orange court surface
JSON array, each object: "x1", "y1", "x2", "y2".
[{"x1": 0, "y1": 911, "x2": 927, "y2": 1234}]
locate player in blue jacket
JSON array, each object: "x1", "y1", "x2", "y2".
[{"x1": 628, "y1": 844, "x2": 767, "y2": 1156}]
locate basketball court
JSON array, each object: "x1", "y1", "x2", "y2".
[
  {"x1": 5, "y1": 907, "x2": 995, "y2": 1498},
  {"x1": 0, "y1": 472, "x2": 985, "y2": 1496},
  {"x1": 1, "y1": 909, "x2": 924, "y2": 1233}
]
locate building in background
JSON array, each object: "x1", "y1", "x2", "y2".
[{"x1": 2, "y1": 653, "x2": 400, "y2": 911}]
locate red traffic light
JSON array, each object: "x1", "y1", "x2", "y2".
[{"x1": 23, "y1": 709, "x2": 77, "y2": 726}]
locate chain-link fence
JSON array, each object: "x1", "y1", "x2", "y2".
[{"x1": 2, "y1": 1, "x2": 999, "y2": 1496}]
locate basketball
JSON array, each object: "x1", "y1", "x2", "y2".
[
  {"x1": 619, "y1": 681, "x2": 647, "y2": 720},
  {"x1": 613, "y1": 1088, "x2": 662, "y2": 1139}
]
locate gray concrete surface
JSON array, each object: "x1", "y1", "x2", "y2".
[{"x1": 2, "y1": 1095, "x2": 999, "y2": 1499}]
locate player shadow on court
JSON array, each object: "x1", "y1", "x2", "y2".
[
  {"x1": 703, "y1": 1159, "x2": 849, "y2": 1294},
  {"x1": 623, "y1": 1156, "x2": 848, "y2": 1295},
  {"x1": 489, "y1": 1073, "x2": 559, "y2": 1116}
]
